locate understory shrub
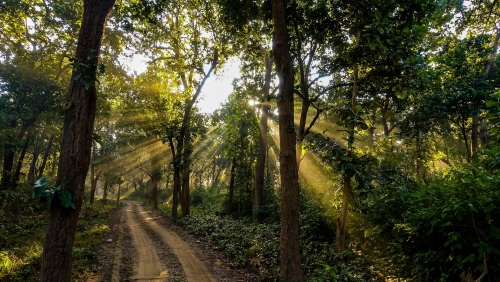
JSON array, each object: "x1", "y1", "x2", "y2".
[
  {"x1": 177, "y1": 190, "x2": 382, "y2": 281},
  {"x1": 0, "y1": 182, "x2": 117, "y2": 281},
  {"x1": 357, "y1": 161, "x2": 500, "y2": 281}
]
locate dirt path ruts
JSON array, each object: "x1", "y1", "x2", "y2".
[
  {"x1": 135, "y1": 204, "x2": 218, "y2": 282},
  {"x1": 124, "y1": 202, "x2": 168, "y2": 281}
]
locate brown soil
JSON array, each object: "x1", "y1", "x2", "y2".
[{"x1": 87, "y1": 201, "x2": 256, "y2": 282}]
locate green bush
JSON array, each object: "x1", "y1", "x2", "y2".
[{"x1": 357, "y1": 161, "x2": 500, "y2": 281}]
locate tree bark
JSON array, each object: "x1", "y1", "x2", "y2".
[
  {"x1": 28, "y1": 130, "x2": 47, "y2": 184},
  {"x1": 150, "y1": 150, "x2": 159, "y2": 210},
  {"x1": 253, "y1": 48, "x2": 272, "y2": 222},
  {"x1": 366, "y1": 125, "x2": 374, "y2": 178},
  {"x1": 338, "y1": 19, "x2": 360, "y2": 254},
  {"x1": 41, "y1": 1, "x2": 115, "y2": 281},
  {"x1": 181, "y1": 168, "x2": 190, "y2": 216},
  {"x1": 89, "y1": 163, "x2": 101, "y2": 204},
  {"x1": 116, "y1": 181, "x2": 121, "y2": 203},
  {"x1": 172, "y1": 165, "x2": 180, "y2": 219},
  {"x1": 103, "y1": 180, "x2": 108, "y2": 202},
  {"x1": 228, "y1": 157, "x2": 236, "y2": 215},
  {"x1": 271, "y1": 0, "x2": 303, "y2": 280},
  {"x1": 37, "y1": 133, "x2": 55, "y2": 178},
  {"x1": 12, "y1": 131, "x2": 32, "y2": 190},
  {"x1": 416, "y1": 131, "x2": 423, "y2": 181},
  {"x1": 471, "y1": 115, "x2": 479, "y2": 158}
]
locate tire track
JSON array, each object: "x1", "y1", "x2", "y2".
[
  {"x1": 124, "y1": 202, "x2": 168, "y2": 281},
  {"x1": 135, "y1": 204, "x2": 217, "y2": 282}
]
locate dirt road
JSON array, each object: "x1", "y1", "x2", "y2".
[
  {"x1": 124, "y1": 203, "x2": 168, "y2": 281},
  {"x1": 122, "y1": 201, "x2": 217, "y2": 282}
]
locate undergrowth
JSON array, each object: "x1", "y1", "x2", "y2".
[
  {"x1": 165, "y1": 188, "x2": 381, "y2": 282},
  {"x1": 0, "y1": 184, "x2": 117, "y2": 281}
]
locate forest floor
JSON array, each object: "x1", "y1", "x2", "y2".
[{"x1": 86, "y1": 201, "x2": 257, "y2": 282}]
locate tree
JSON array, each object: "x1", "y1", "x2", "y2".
[
  {"x1": 0, "y1": 64, "x2": 61, "y2": 190},
  {"x1": 271, "y1": 0, "x2": 303, "y2": 280},
  {"x1": 40, "y1": 0, "x2": 115, "y2": 280},
  {"x1": 212, "y1": 88, "x2": 259, "y2": 217}
]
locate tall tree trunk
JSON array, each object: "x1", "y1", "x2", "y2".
[
  {"x1": 50, "y1": 150, "x2": 57, "y2": 177},
  {"x1": 228, "y1": 158, "x2": 236, "y2": 216},
  {"x1": 12, "y1": 131, "x2": 32, "y2": 189},
  {"x1": 461, "y1": 119, "x2": 471, "y2": 163},
  {"x1": 172, "y1": 165, "x2": 180, "y2": 219},
  {"x1": 212, "y1": 166, "x2": 223, "y2": 189},
  {"x1": 28, "y1": 130, "x2": 47, "y2": 183},
  {"x1": 89, "y1": 164, "x2": 101, "y2": 204},
  {"x1": 116, "y1": 181, "x2": 121, "y2": 203},
  {"x1": 337, "y1": 177, "x2": 351, "y2": 253},
  {"x1": 40, "y1": 1, "x2": 115, "y2": 281},
  {"x1": 480, "y1": 119, "x2": 487, "y2": 146},
  {"x1": 271, "y1": 0, "x2": 303, "y2": 280},
  {"x1": 254, "y1": 49, "x2": 272, "y2": 221},
  {"x1": 366, "y1": 125, "x2": 374, "y2": 178},
  {"x1": 416, "y1": 131, "x2": 423, "y2": 181},
  {"x1": 150, "y1": 150, "x2": 159, "y2": 210},
  {"x1": 471, "y1": 116, "x2": 479, "y2": 158},
  {"x1": 37, "y1": 134, "x2": 55, "y2": 178},
  {"x1": 168, "y1": 138, "x2": 179, "y2": 219},
  {"x1": 338, "y1": 20, "x2": 360, "y2": 254},
  {"x1": 103, "y1": 180, "x2": 108, "y2": 202},
  {"x1": 181, "y1": 169, "x2": 190, "y2": 216}
]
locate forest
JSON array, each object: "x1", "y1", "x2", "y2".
[{"x1": 1, "y1": 0, "x2": 500, "y2": 281}]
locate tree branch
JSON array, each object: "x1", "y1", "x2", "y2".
[{"x1": 311, "y1": 82, "x2": 353, "y2": 102}]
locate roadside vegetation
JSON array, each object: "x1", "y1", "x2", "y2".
[{"x1": 0, "y1": 182, "x2": 118, "y2": 281}]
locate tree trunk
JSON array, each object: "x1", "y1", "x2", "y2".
[
  {"x1": 212, "y1": 166, "x2": 223, "y2": 189},
  {"x1": 480, "y1": 119, "x2": 487, "y2": 146},
  {"x1": 471, "y1": 115, "x2": 479, "y2": 158},
  {"x1": 296, "y1": 99, "x2": 310, "y2": 168},
  {"x1": 12, "y1": 131, "x2": 32, "y2": 189},
  {"x1": 338, "y1": 22, "x2": 360, "y2": 254},
  {"x1": 103, "y1": 180, "x2": 108, "y2": 202},
  {"x1": 50, "y1": 150, "x2": 57, "y2": 177},
  {"x1": 89, "y1": 164, "x2": 101, "y2": 204},
  {"x1": 254, "y1": 49, "x2": 272, "y2": 221},
  {"x1": 171, "y1": 50, "x2": 218, "y2": 218},
  {"x1": 181, "y1": 169, "x2": 190, "y2": 216},
  {"x1": 37, "y1": 134, "x2": 55, "y2": 178},
  {"x1": 271, "y1": 0, "x2": 303, "y2": 280},
  {"x1": 460, "y1": 119, "x2": 471, "y2": 163},
  {"x1": 28, "y1": 130, "x2": 47, "y2": 183},
  {"x1": 150, "y1": 150, "x2": 159, "y2": 210},
  {"x1": 116, "y1": 181, "x2": 121, "y2": 203},
  {"x1": 337, "y1": 177, "x2": 351, "y2": 253},
  {"x1": 416, "y1": 131, "x2": 423, "y2": 181},
  {"x1": 366, "y1": 125, "x2": 374, "y2": 178},
  {"x1": 172, "y1": 165, "x2": 180, "y2": 219},
  {"x1": 40, "y1": 1, "x2": 115, "y2": 281},
  {"x1": 228, "y1": 158, "x2": 236, "y2": 216}
]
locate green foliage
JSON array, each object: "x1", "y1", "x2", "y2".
[
  {"x1": 174, "y1": 188, "x2": 381, "y2": 281},
  {"x1": 0, "y1": 196, "x2": 117, "y2": 281},
  {"x1": 355, "y1": 160, "x2": 500, "y2": 280},
  {"x1": 32, "y1": 177, "x2": 76, "y2": 209},
  {"x1": 66, "y1": 51, "x2": 106, "y2": 90}
]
